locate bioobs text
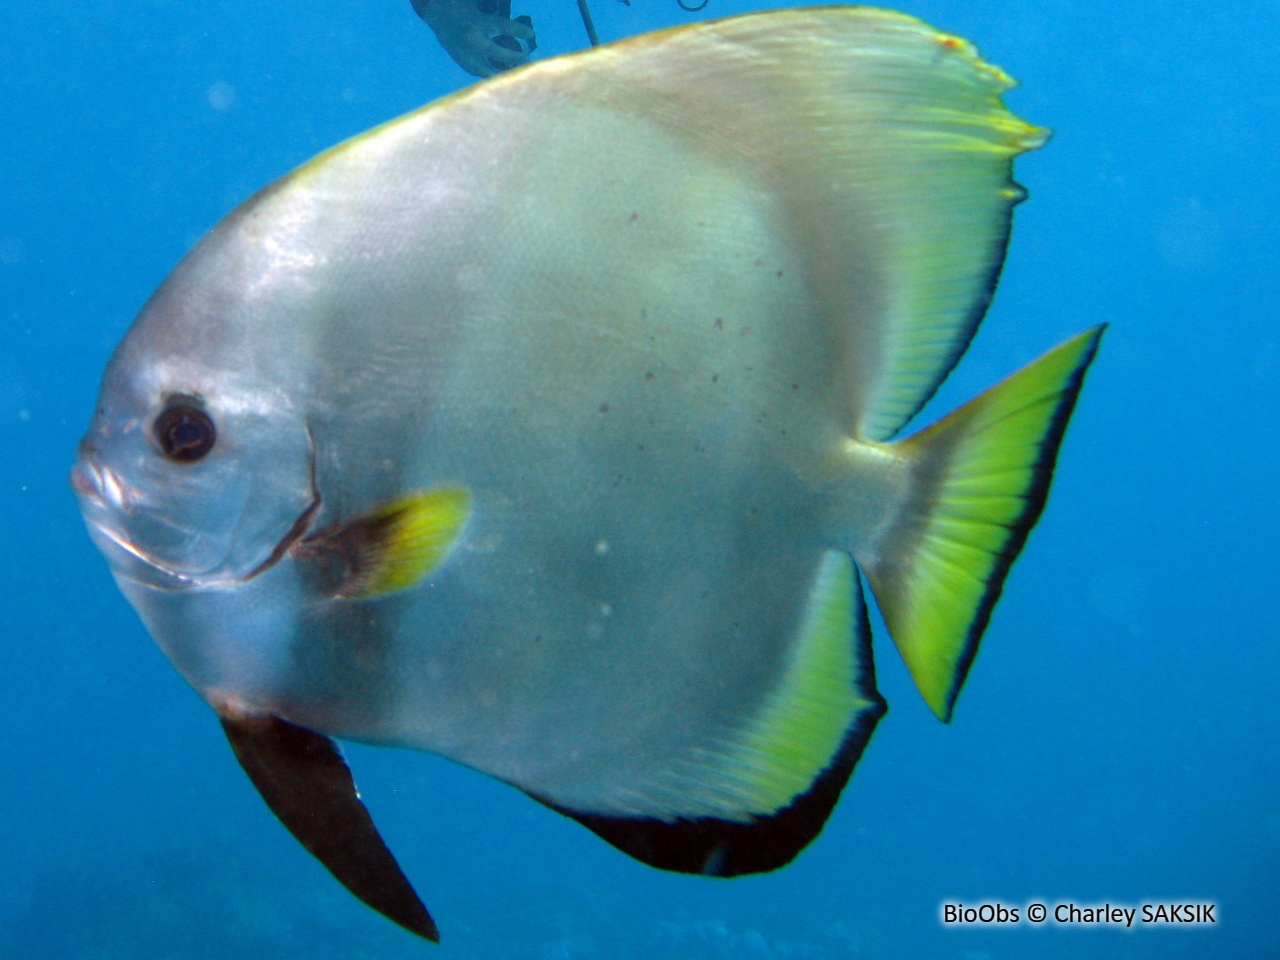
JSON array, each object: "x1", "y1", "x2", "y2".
[
  {"x1": 942, "y1": 903, "x2": 1022, "y2": 925},
  {"x1": 941, "y1": 900, "x2": 1218, "y2": 928}
]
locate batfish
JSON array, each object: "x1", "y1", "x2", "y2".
[{"x1": 72, "y1": 7, "x2": 1102, "y2": 941}]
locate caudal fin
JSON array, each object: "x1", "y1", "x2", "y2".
[{"x1": 857, "y1": 327, "x2": 1104, "y2": 722}]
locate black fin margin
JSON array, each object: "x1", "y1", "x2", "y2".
[
  {"x1": 883, "y1": 184, "x2": 1017, "y2": 442},
  {"x1": 218, "y1": 710, "x2": 439, "y2": 942},
  {"x1": 940, "y1": 324, "x2": 1106, "y2": 722},
  {"x1": 536, "y1": 704, "x2": 884, "y2": 877},
  {"x1": 534, "y1": 571, "x2": 887, "y2": 877}
]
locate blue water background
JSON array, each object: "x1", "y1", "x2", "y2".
[{"x1": 1, "y1": 0, "x2": 1276, "y2": 956}]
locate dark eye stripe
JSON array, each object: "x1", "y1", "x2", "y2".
[{"x1": 154, "y1": 403, "x2": 217, "y2": 462}]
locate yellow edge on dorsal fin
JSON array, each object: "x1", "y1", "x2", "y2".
[{"x1": 239, "y1": 7, "x2": 1045, "y2": 447}]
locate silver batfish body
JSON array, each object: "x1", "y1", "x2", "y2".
[{"x1": 73, "y1": 8, "x2": 1101, "y2": 940}]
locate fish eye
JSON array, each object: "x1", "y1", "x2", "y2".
[{"x1": 154, "y1": 400, "x2": 217, "y2": 463}]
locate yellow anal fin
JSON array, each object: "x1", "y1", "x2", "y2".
[
  {"x1": 717, "y1": 551, "x2": 885, "y2": 819},
  {"x1": 297, "y1": 489, "x2": 471, "y2": 599},
  {"x1": 858, "y1": 327, "x2": 1104, "y2": 721},
  {"x1": 532, "y1": 551, "x2": 887, "y2": 877}
]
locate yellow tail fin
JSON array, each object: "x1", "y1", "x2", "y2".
[{"x1": 857, "y1": 327, "x2": 1104, "y2": 721}]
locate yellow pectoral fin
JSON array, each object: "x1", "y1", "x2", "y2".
[{"x1": 299, "y1": 489, "x2": 472, "y2": 600}]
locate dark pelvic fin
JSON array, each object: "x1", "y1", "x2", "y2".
[
  {"x1": 218, "y1": 709, "x2": 439, "y2": 942},
  {"x1": 531, "y1": 579, "x2": 887, "y2": 878}
]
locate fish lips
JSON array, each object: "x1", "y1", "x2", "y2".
[
  {"x1": 73, "y1": 459, "x2": 229, "y2": 589},
  {"x1": 71, "y1": 437, "x2": 321, "y2": 592}
]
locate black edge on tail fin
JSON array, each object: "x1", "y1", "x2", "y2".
[
  {"x1": 931, "y1": 325, "x2": 1106, "y2": 720},
  {"x1": 860, "y1": 326, "x2": 1106, "y2": 722}
]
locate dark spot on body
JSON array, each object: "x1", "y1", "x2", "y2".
[
  {"x1": 714, "y1": 317, "x2": 723, "y2": 330},
  {"x1": 644, "y1": 371, "x2": 654, "y2": 381},
  {"x1": 628, "y1": 212, "x2": 638, "y2": 223},
  {"x1": 599, "y1": 403, "x2": 610, "y2": 414}
]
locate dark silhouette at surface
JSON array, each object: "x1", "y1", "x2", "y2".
[{"x1": 411, "y1": 0, "x2": 537, "y2": 77}]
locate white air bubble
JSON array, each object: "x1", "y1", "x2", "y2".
[
  {"x1": 207, "y1": 82, "x2": 237, "y2": 113},
  {"x1": 0, "y1": 237, "x2": 26, "y2": 265}
]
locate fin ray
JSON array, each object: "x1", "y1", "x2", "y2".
[
  {"x1": 278, "y1": 9, "x2": 1046, "y2": 443},
  {"x1": 857, "y1": 326, "x2": 1104, "y2": 721},
  {"x1": 296, "y1": 488, "x2": 470, "y2": 599},
  {"x1": 532, "y1": 553, "x2": 886, "y2": 876}
]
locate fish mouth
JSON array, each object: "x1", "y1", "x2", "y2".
[{"x1": 73, "y1": 425, "x2": 322, "y2": 591}]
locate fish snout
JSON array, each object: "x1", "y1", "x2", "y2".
[
  {"x1": 70, "y1": 461, "x2": 98, "y2": 498},
  {"x1": 70, "y1": 459, "x2": 132, "y2": 511}
]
